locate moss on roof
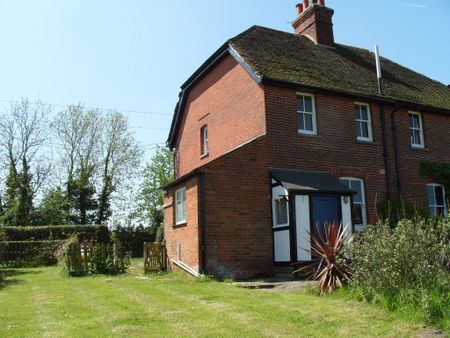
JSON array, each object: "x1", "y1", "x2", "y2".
[{"x1": 229, "y1": 26, "x2": 450, "y2": 112}]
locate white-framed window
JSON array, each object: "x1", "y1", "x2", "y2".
[
  {"x1": 175, "y1": 187, "x2": 187, "y2": 224},
  {"x1": 427, "y1": 184, "x2": 448, "y2": 217},
  {"x1": 200, "y1": 125, "x2": 208, "y2": 156},
  {"x1": 355, "y1": 102, "x2": 373, "y2": 141},
  {"x1": 339, "y1": 177, "x2": 367, "y2": 232},
  {"x1": 409, "y1": 112, "x2": 425, "y2": 148},
  {"x1": 297, "y1": 93, "x2": 317, "y2": 135},
  {"x1": 272, "y1": 185, "x2": 289, "y2": 228}
]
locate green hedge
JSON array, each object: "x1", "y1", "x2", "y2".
[{"x1": 0, "y1": 225, "x2": 110, "y2": 243}]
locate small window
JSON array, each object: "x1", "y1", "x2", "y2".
[
  {"x1": 427, "y1": 184, "x2": 448, "y2": 217},
  {"x1": 355, "y1": 103, "x2": 373, "y2": 141},
  {"x1": 340, "y1": 177, "x2": 367, "y2": 232},
  {"x1": 297, "y1": 93, "x2": 317, "y2": 135},
  {"x1": 409, "y1": 112, "x2": 424, "y2": 148},
  {"x1": 175, "y1": 187, "x2": 187, "y2": 224},
  {"x1": 274, "y1": 198, "x2": 288, "y2": 226},
  {"x1": 200, "y1": 125, "x2": 208, "y2": 156}
]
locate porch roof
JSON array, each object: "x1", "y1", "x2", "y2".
[{"x1": 270, "y1": 168, "x2": 355, "y2": 195}]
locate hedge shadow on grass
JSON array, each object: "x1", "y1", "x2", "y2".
[{"x1": 0, "y1": 269, "x2": 42, "y2": 291}]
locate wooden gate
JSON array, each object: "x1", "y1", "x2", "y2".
[{"x1": 143, "y1": 242, "x2": 167, "y2": 273}]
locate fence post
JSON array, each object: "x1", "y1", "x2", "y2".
[
  {"x1": 113, "y1": 241, "x2": 119, "y2": 273},
  {"x1": 143, "y1": 242, "x2": 148, "y2": 274}
]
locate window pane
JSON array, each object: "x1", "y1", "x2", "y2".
[
  {"x1": 436, "y1": 207, "x2": 445, "y2": 217},
  {"x1": 355, "y1": 105, "x2": 361, "y2": 120},
  {"x1": 304, "y1": 96, "x2": 313, "y2": 112},
  {"x1": 361, "y1": 122, "x2": 369, "y2": 138},
  {"x1": 297, "y1": 96, "x2": 304, "y2": 112},
  {"x1": 360, "y1": 105, "x2": 368, "y2": 121},
  {"x1": 413, "y1": 130, "x2": 421, "y2": 145},
  {"x1": 351, "y1": 180, "x2": 363, "y2": 203},
  {"x1": 356, "y1": 122, "x2": 362, "y2": 137},
  {"x1": 427, "y1": 185, "x2": 435, "y2": 206},
  {"x1": 276, "y1": 198, "x2": 288, "y2": 225},
  {"x1": 409, "y1": 114, "x2": 414, "y2": 128},
  {"x1": 352, "y1": 204, "x2": 363, "y2": 226},
  {"x1": 435, "y1": 186, "x2": 444, "y2": 206},
  {"x1": 304, "y1": 114, "x2": 313, "y2": 131},
  {"x1": 298, "y1": 113, "x2": 305, "y2": 130}
]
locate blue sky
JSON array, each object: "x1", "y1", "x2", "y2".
[{"x1": 0, "y1": 0, "x2": 449, "y2": 160}]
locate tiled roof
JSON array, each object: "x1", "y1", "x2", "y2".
[{"x1": 229, "y1": 26, "x2": 450, "y2": 113}]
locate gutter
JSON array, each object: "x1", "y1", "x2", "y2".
[
  {"x1": 380, "y1": 103, "x2": 392, "y2": 200},
  {"x1": 391, "y1": 106, "x2": 402, "y2": 197}
]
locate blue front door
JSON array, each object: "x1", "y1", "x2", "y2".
[{"x1": 311, "y1": 195, "x2": 341, "y2": 241}]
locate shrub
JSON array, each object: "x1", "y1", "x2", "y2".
[
  {"x1": 111, "y1": 225, "x2": 155, "y2": 257},
  {"x1": 2, "y1": 224, "x2": 110, "y2": 243},
  {"x1": 348, "y1": 217, "x2": 450, "y2": 328},
  {"x1": 294, "y1": 222, "x2": 351, "y2": 295},
  {"x1": 377, "y1": 198, "x2": 429, "y2": 227}
]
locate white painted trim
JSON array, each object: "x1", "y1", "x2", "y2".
[
  {"x1": 409, "y1": 111, "x2": 425, "y2": 149},
  {"x1": 171, "y1": 259, "x2": 203, "y2": 278},
  {"x1": 427, "y1": 183, "x2": 448, "y2": 216},
  {"x1": 355, "y1": 102, "x2": 373, "y2": 142},
  {"x1": 273, "y1": 230, "x2": 291, "y2": 262},
  {"x1": 295, "y1": 195, "x2": 311, "y2": 261},
  {"x1": 175, "y1": 187, "x2": 187, "y2": 224}
]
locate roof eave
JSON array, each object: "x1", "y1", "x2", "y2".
[{"x1": 261, "y1": 77, "x2": 450, "y2": 116}]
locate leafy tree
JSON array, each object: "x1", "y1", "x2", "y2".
[
  {"x1": 35, "y1": 187, "x2": 72, "y2": 225},
  {"x1": 132, "y1": 146, "x2": 173, "y2": 234}
]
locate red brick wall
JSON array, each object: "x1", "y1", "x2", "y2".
[
  {"x1": 174, "y1": 54, "x2": 266, "y2": 177},
  {"x1": 392, "y1": 109, "x2": 450, "y2": 209},
  {"x1": 264, "y1": 86, "x2": 390, "y2": 223},
  {"x1": 164, "y1": 176, "x2": 200, "y2": 273},
  {"x1": 201, "y1": 137, "x2": 273, "y2": 278}
]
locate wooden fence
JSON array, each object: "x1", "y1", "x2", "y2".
[
  {"x1": 0, "y1": 240, "x2": 63, "y2": 267},
  {"x1": 143, "y1": 242, "x2": 167, "y2": 273},
  {"x1": 66, "y1": 241, "x2": 127, "y2": 276}
]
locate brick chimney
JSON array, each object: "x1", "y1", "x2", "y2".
[{"x1": 292, "y1": 0, "x2": 335, "y2": 46}]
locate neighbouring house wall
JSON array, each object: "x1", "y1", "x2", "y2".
[
  {"x1": 264, "y1": 86, "x2": 390, "y2": 224},
  {"x1": 393, "y1": 109, "x2": 450, "y2": 209},
  {"x1": 174, "y1": 54, "x2": 266, "y2": 177},
  {"x1": 201, "y1": 137, "x2": 273, "y2": 279},
  {"x1": 164, "y1": 176, "x2": 200, "y2": 273}
]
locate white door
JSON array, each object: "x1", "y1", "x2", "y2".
[{"x1": 295, "y1": 195, "x2": 311, "y2": 261}]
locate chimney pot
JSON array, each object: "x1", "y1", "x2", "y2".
[
  {"x1": 303, "y1": 0, "x2": 309, "y2": 9},
  {"x1": 296, "y1": 3, "x2": 304, "y2": 15},
  {"x1": 318, "y1": 0, "x2": 325, "y2": 5}
]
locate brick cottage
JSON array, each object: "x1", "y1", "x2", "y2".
[{"x1": 163, "y1": 0, "x2": 450, "y2": 279}]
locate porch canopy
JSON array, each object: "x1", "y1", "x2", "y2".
[{"x1": 270, "y1": 168, "x2": 356, "y2": 195}]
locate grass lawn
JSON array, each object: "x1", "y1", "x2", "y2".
[{"x1": 0, "y1": 259, "x2": 433, "y2": 338}]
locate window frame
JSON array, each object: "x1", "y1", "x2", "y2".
[
  {"x1": 409, "y1": 111, "x2": 425, "y2": 149},
  {"x1": 272, "y1": 185, "x2": 289, "y2": 228},
  {"x1": 339, "y1": 177, "x2": 367, "y2": 232},
  {"x1": 427, "y1": 183, "x2": 448, "y2": 217},
  {"x1": 200, "y1": 125, "x2": 208, "y2": 157},
  {"x1": 296, "y1": 93, "x2": 317, "y2": 135},
  {"x1": 355, "y1": 102, "x2": 373, "y2": 142},
  {"x1": 175, "y1": 187, "x2": 187, "y2": 225}
]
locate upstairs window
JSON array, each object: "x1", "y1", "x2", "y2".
[
  {"x1": 340, "y1": 177, "x2": 367, "y2": 232},
  {"x1": 427, "y1": 184, "x2": 447, "y2": 217},
  {"x1": 200, "y1": 125, "x2": 208, "y2": 156},
  {"x1": 355, "y1": 102, "x2": 373, "y2": 141},
  {"x1": 297, "y1": 93, "x2": 317, "y2": 135},
  {"x1": 409, "y1": 112, "x2": 424, "y2": 148},
  {"x1": 175, "y1": 187, "x2": 187, "y2": 224}
]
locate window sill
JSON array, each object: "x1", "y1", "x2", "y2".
[
  {"x1": 298, "y1": 132, "x2": 321, "y2": 138},
  {"x1": 200, "y1": 152, "x2": 209, "y2": 159},
  {"x1": 356, "y1": 139, "x2": 376, "y2": 145},
  {"x1": 410, "y1": 145, "x2": 427, "y2": 151},
  {"x1": 173, "y1": 221, "x2": 187, "y2": 228}
]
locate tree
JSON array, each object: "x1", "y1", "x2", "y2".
[
  {"x1": 0, "y1": 99, "x2": 50, "y2": 226},
  {"x1": 53, "y1": 105, "x2": 101, "y2": 224},
  {"x1": 132, "y1": 146, "x2": 173, "y2": 233},
  {"x1": 96, "y1": 111, "x2": 141, "y2": 224},
  {"x1": 35, "y1": 187, "x2": 72, "y2": 225}
]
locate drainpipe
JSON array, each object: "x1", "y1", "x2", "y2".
[
  {"x1": 391, "y1": 106, "x2": 402, "y2": 198},
  {"x1": 198, "y1": 172, "x2": 206, "y2": 275},
  {"x1": 380, "y1": 103, "x2": 392, "y2": 200}
]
